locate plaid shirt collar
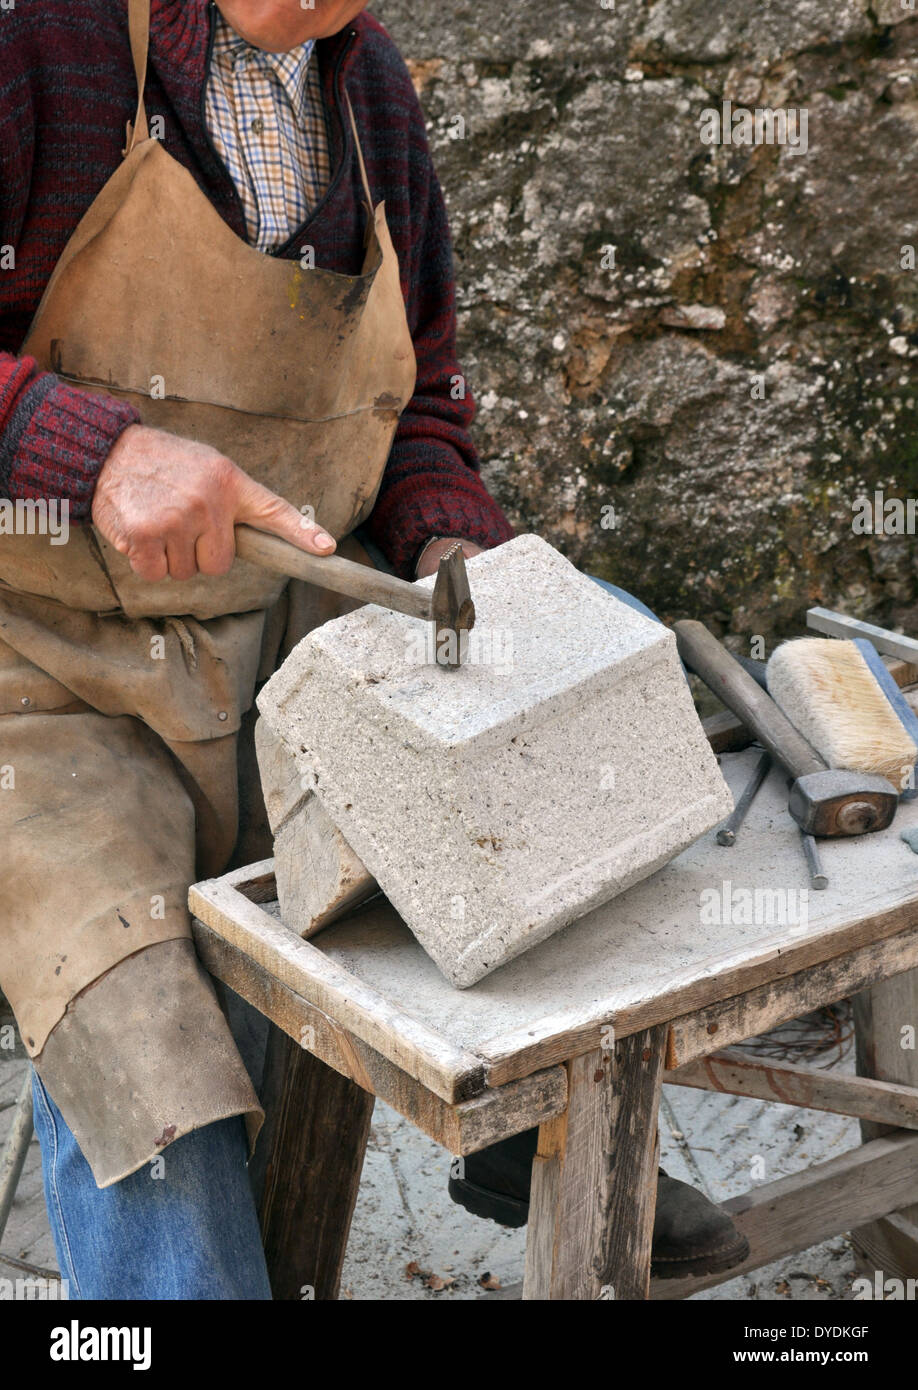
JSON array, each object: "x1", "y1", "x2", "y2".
[{"x1": 211, "y1": 9, "x2": 316, "y2": 111}]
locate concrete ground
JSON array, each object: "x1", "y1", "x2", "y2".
[
  {"x1": 342, "y1": 1046, "x2": 863, "y2": 1301},
  {"x1": 1, "y1": 995, "x2": 868, "y2": 1300}
]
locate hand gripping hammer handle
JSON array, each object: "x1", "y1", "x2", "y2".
[{"x1": 234, "y1": 525, "x2": 475, "y2": 668}]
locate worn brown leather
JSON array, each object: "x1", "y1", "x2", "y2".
[
  {"x1": 0, "y1": 0, "x2": 416, "y2": 1186},
  {"x1": 36, "y1": 939, "x2": 264, "y2": 1186},
  {"x1": 12, "y1": 89, "x2": 415, "y2": 621},
  {"x1": 0, "y1": 708, "x2": 199, "y2": 1058}
]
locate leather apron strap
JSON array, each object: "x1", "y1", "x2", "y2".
[
  {"x1": 121, "y1": 0, "x2": 375, "y2": 221},
  {"x1": 344, "y1": 89, "x2": 375, "y2": 221},
  {"x1": 123, "y1": 0, "x2": 151, "y2": 155}
]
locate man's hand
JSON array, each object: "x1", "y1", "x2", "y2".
[
  {"x1": 416, "y1": 537, "x2": 482, "y2": 580},
  {"x1": 91, "y1": 425, "x2": 336, "y2": 582}
]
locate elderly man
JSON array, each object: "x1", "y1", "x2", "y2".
[{"x1": 0, "y1": 0, "x2": 746, "y2": 1298}]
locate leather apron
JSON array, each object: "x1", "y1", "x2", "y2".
[{"x1": 0, "y1": 0, "x2": 416, "y2": 1186}]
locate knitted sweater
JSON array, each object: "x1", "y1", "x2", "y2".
[{"x1": 0, "y1": 1, "x2": 513, "y2": 577}]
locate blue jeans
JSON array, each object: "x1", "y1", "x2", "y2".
[
  {"x1": 32, "y1": 1069, "x2": 271, "y2": 1300},
  {"x1": 32, "y1": 574, "x2": 656, "y2": 1302}
]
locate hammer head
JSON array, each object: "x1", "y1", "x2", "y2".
[
  {"x1": 431, "y1": 542, "x2": 476, "y2": 668},
  {"x1": 788, "y1": 768, "x2": 899, "y2": 837}
]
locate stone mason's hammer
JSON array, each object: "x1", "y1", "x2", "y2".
[
  {"x1": 674, "y1": 619, "x2": 899, "y2": 837},
  {"x1": 235, "y1": 524, "x2": 475, "y2": 668}
]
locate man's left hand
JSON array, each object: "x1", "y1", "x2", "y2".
[{"x1": 416, "y1": 537, "x2": 482, "y2": 579}]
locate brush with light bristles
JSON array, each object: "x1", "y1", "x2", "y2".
[{"x1": 766, "y1": 637, "x2": 918, "y2": 800}]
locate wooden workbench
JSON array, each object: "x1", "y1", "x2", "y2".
[{"x1": 190, "y1": 745, "x2": 918, "y2": 1300}]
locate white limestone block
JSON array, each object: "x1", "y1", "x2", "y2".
[{"x1": 257, "y1": 534, "x2": 733, "y2": 987}]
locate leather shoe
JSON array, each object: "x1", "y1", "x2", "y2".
[{"x1": 448, "y1": 1130, "x2": 750, "y2": 1279}]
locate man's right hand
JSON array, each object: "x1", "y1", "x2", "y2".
[{"x1": 91, "y1": 424, "x2": 336, "y2": 582}]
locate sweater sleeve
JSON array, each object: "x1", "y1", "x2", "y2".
[
  {"x1": 362, "y1": 71, "x2": 514, "y2": 578},
  {"x1": 0, "y1": 354, "x2": 140, "y2": 520}
]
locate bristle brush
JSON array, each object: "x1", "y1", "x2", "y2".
[{"x1": 766, "y1": 637, "x2": 918, "y2": 800}]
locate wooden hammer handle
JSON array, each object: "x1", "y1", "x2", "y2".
[
  {"x1": 234, "y1": 524, "x2": 432, "y2": 622},
  {"x1": 674, "y1": 620, "x2": 826, "y2": 781}
]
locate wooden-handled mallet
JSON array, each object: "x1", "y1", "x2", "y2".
[
  {"x1": 235, "y1": 525, "x2": 475, "y2": 668},
  {"x1": 674, "y1": 619, "x2": 899, "y2": 837}
]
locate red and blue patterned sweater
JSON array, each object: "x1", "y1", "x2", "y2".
[{"x1": 0, "y1": 2, "x2": 513, "y2": 577}]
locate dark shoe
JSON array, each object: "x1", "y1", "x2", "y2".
[
  {"x1": 449, "y1": 1131, "x2": 750, "y2": 1278},
  {"x1": 651, "y1": 1170, "x2": 750, "y2": 1279},
  {"x1": 449, "y1": 1129, "x2": 535, "y2": 1228}
]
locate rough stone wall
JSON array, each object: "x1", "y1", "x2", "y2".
[{"x1": 379, "y1": 0, "x2": 918, "y2": 645}]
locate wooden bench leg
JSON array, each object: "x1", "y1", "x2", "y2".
[
  {"x1": 250, "y1": 1021, "x2": 374, "y2": 1300},
  {"x1": 853, "y1": 969, "x2": 918, "y2": 1278},
  {"x1": 523, "y1": 1025, "x2": 666, "y2": 1300}
]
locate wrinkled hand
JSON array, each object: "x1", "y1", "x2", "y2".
[
  {"x1": 91, "y1": 425, "x2": 335, "y2": 581},
  {"x1": 416, "y1": 537, "x2": 482, "y2": 580}
]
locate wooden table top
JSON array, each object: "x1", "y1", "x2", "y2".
[{"x1": 193, "y1": 750, "x2": 918, "y2": 1095}]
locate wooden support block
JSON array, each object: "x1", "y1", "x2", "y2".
[
  {"x1": 524, "y1": 1026, "x2": 666, "y2": 1301},
  {"x1": 666, "y1": 923, "x2": 918, "y2": 1069},
  {"x1": 256, "y1": 718, "x2": 378, "y2": 936},
  {"x1": 254, "y1": 716, "x2": 309, "y2": 836},
  {"x1": 665, "y1": 1047, "x2": 918, "y2": 1130},
  {"x1": 273, "y1": 791, "x2": 378, "y2": 937},
  {"x1": 251, "y1": 1022, "x2": 374, "y2": 1301},
  {"x1": 889, "y1": 660, "x2": 918, "y2": 688},
  {"x1": 852, "y1": 967, "x2": 918, "y2": 1278},
  {"x1": 194, "y1": 918, "x2": 567, "y2": 1154},
  {"x1": 650, "y1": 1129, "x2": 918, "y2": 1299},
  {"x1": 702, "y1": 709, "x2": 754, "y2": 753}
]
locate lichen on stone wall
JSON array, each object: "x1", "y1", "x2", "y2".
[{"x1": 380, "y1": 0, "x2": 918, "y2": 649}]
